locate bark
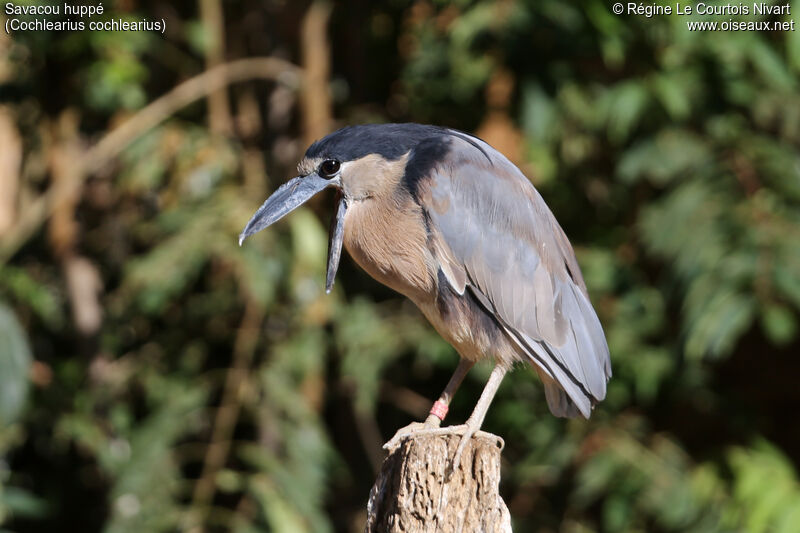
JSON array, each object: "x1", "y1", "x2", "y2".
[{"x1": 365, "y1": 433, "x2": 512, "y2": 533}]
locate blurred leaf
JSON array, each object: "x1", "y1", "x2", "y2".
[
  {"x1": 0, "y1": 267, "x2": 62, "y2": 328},
  {"x1": 604, "y1": 81, "x2": 648, "y2": 143},
  {"x1": 0, "y1": 303, "x2": 32, "y2": 426},
  {"x1": 729, "y1": 441, "x2": 800, "y2": 533},
  {"x1": 336, "y1": 299, "x2": 404, "y2": 413},
  {"x1": 651, "y1": 71, "x2": 692, "y2": 120},
  {"x1": 617, "y1": 130, "x2": 711, "y2": 186},
  {"x1": 748, "y1": 39, "x2": 795, "y2": 92},
  {"x1": 761, "y1": 304, "x2": 797, "y2": 346},
  {"x1": 521, "y1": 83, "x2": 557, "y2": 143},
  {"x1": 0, "y1": 487, "x2": 48, "y2": 520}
]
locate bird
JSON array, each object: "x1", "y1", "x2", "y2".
[{"x1": 239, "y1": 123, "x2": 611, "y2": 466}]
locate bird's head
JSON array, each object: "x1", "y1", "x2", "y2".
[{"x1": 239, "y1": 123, "x2": 441, "y2": 292}]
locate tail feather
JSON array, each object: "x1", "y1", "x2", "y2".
[{"x1": 540, "y1": 372, "x2": 583, "y2": 418}]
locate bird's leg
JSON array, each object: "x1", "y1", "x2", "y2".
[
  {"x1": 450, "y1": 363, "x2": 508, "y2": 471},
  {"x1": 383, "y1": 358, "x2": 474, "y2": 450},
  {"x1": 424, "y1": 358, "x2": 474, "y2": 428}
]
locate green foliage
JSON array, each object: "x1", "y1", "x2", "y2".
[
  {"x1": 0, "y1": 303, "x2": 32, "y2": 427},
  {"x1": 58, "y1": 373, "x2": 208, "y2": 533},
  {"x1": 728, "y1": 442, "x2": 800, "y2": 533}
]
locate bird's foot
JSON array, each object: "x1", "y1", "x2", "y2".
[
  {"x1": 382, "y1": 419, "x2": 445, "y2": 451},
  {"x1": 382, "y1": 422, "x2": 503, "y2": 462}
]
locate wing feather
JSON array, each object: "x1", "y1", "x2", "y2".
[{"x1": 422, "y1": 132, "x2": 611, "y2": 418}]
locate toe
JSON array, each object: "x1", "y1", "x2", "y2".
[
  {"x1": 383, "y1": 423, "x2": 473, "y2": 451},
  {"x1": 450, "y1": 428, "x2": 477, "y2": 471},
  {"x1": 383, "y1": 421, "x2": 427, "y2": 451}
]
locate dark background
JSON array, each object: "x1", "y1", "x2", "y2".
[{"x1": 1, "y1": 0, "x2": 799, "y2": 531}]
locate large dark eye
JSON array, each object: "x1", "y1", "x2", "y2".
[{"x1": 319, "y1": 159, "x2": 341, "y2": 178}]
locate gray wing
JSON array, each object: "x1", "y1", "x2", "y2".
[{"x1": 420, "y1": 133, "x2": 611, "y2": 418}]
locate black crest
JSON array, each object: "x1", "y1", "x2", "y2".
[{"x1": 305, "y1": 123, "x2": 449, "y2": 162}]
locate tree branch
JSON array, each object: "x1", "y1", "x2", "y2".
[
  {"x1": 83, "y1": 57, "x2": 301, "y2": 174},
  {"x1": 0, "y1": 57, "x2": 301, "y2": 262}
]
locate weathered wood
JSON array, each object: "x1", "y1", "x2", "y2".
[{"x1": 365, "y1": 433, "x2": 512, "y2": 533}]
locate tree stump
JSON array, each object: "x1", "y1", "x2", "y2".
[{"x1": 365, "y1": 433, "x2": 512, "y2": 533}]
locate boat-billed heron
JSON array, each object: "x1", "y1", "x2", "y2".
[{"x1": 240, "y1": 123, "x2": 611, "y2": 464}]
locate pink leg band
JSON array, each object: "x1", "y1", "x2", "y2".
[{"x1": 429, "y1": 400, "x2": 449, "y2": 421}]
